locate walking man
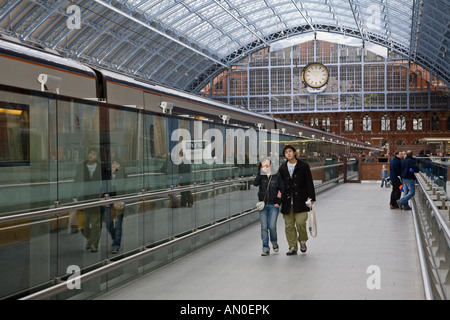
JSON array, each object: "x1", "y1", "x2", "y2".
[{"x1": 279, "y1": 145, "x2": 316, "y2": 256}]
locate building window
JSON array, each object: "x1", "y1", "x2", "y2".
[
  {"x1": 362, "y1": 114, "x2": 372, "y2": 131},
  {"x1": 322, "y1": 117, "x2": 331, "y2": 132},
  {"x1": 413, "y1": 115, "x2": 423, "y2": 131},
  {"x1": 344, "y1": 115, "x2": 353, "y2": 132},
  {"x1": 310, "y1": 117, "x2": 319, "y2": 127},
  {"x1": 431, "y1": 113, "x2": 440, "y2": 131},
  {"x1": 381, "y1": 114, "x2": 390, "y2": 131},
  {"x1": 396, "y1": 114, "x2": 406, "y2": 131},
  {"x1": 447, "y1": 116, "x2": 450, "y2": 131}
]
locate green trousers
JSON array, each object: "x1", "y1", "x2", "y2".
[
  {"x1": 83, "y1": 208, "x2": 102, "y2": 247},
  {"x1": 283, "y1": 207, "x2": 308, "y2": 250}
]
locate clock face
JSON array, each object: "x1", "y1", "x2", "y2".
[{"x1": 303, "y1": 63, "x2": 329, "y2": 88}]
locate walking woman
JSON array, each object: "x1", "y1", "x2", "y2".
[{"x1": 253, "y1": 157, "x2": 284, "y2": 256}]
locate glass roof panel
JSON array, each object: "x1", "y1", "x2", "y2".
[{"x1": 0, "y1": 0, "x2": 447, "y2": 92}]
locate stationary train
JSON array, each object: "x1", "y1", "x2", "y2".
[{"x1": 0, "y1": 36, "x2": 376, "y2": 174}]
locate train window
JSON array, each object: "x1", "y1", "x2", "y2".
[{"x1": 0, "y1": 102, "x2": 29, "y2": 166}]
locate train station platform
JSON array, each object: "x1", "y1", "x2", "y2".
[{"x1": 95, "y1": 182, "x2": 424, "y2": 300}]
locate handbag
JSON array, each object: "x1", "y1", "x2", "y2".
[{"x1": 256, "y1": 175, "x2": 272, "y2": 211}]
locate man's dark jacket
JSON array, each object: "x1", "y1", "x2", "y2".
[
  {"x1": 278, "y1": 159, "x2": 316, "y2": 214},
  {"x1": 389, "y1": 155, "x2": 402, "y2": 184},
  {"x1": 400, "y1": 155, "x2": 419, "y2": 180}
]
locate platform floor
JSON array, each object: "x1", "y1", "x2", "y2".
[{"x1": 96, "y1": 182, "x2": 424, "y2": 300}]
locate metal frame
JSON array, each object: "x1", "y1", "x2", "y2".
[{"x1": 0, "y1": 0, "x2": 448, "y2": 94}]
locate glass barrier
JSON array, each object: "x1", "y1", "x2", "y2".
[
  {"x1": 417, "y1": 157, "x2": 448, "y2": 192},
  {"x1": 0, "y1": 86, "x2": 347, "y2": 299}
]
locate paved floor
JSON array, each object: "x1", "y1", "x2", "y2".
[{"x1": 96, "y1": 182, "x2": 424, "y2": 300}]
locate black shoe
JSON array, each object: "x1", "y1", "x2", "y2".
[
  {"x1": 286, "y1": 248, "x2": 297, "y2": 256},
  {"x1": 300, "y1": 241, "x2": 307, "y2": 253}
]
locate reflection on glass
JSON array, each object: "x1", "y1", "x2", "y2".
[{"x1": 0, "y1": 101, "x2": 29, "y2": 166}]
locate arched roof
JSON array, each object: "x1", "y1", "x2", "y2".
[{"x1": 0, "y1": 0, "x2": 449, "y2": 93}]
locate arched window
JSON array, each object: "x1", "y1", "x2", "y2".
[
  {"x1": 381, "y1": 114, "x2": 390, "y2": 131},
  {"x1": 322, "y1": 116, "x2": 331, "y2": 132},
  {"x1": 310, "y1": 117, "x2": 319, "y2": 127},
  {"x1": 413, "y1": 114, "x2": 423, "y2": 131},
  {"x1": 396, "y1": 114, "x2": 406, "y2": 131},
  {"x1": 431, "y1": 113, "x2": 440, "y2": 131},
  {"x1": 362, "y1": 114, "x2": 372, "y2": 131},
  {"x1": 344, "y1": 115, "x2": 353, "y2": 132}
]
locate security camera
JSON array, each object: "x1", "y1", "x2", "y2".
[
  {"x1": 158, "y1": 101, "x2": 174, "y2": 114},
  {"x1": 281, "y1": 128, "x2": 286, "y2": 134},
  {"x1": 219, "y1": 115, "x2": 230, "y2": 124},
  {"x1": 38, "y1": 74, "x2": 62, "y2": 94},
  {"x1": 298, "y1": 131, "x2": 303, "y2": 136},
  {"x1": 256, "y1": 123, "x2": 264, "y2": 130}
]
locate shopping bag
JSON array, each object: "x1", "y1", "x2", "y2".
[
  {"x1": 308, "y1": 208, "x2": 317, "y2": 238},
  {"x1": 305, "y1": 198, "x2": 317, "y2": 237},
  {"x1": 67, "y1": 210, "x2": 84, "y2": 234},
  {"x1": 67, "y1": 210, "x2": 79, "y2": 234}
]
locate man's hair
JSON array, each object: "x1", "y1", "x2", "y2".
[
  {"x1": 87, "y1": 147, "x2": 98, "y2": 155},
  {"x1": 283, "y1": 145, "x2": 296, "y2": 155}
]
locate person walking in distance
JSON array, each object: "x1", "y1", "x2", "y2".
[
  {"x1": 380, "y1": 164, "x2": 389, "y2": 187},
  {"x1": 278, "y1": 145, "x2": 316, "y2": 256},
  {"x1": 389, "y1": 151, "x2": 402, "y2": 209},
  {"x1": 397, "y1": 150, "x2": 419, "y2": 211}
]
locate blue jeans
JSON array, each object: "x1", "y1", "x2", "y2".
[
  {"x1": 258, "y1": 204, "x2": 279, "y2": 253},
  {"x1": 104, "y1": 205, "x2": 124, "y2": 250},
  {"x1": 398, "y1": 178, "x2": 415, "y2": 209}
]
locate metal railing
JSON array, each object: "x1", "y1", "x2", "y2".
[
  {"x1": 412, "y1": 172, "x2": 450, "y2": 300},
  {"x1": 3, "y1": 163, "x2": 345, "y2": 300}
]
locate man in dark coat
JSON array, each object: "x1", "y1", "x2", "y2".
[
  {"x1": 397, "y1": 150, "x2": 419, "y2": 211},
  {"x1": 278, "y1": 145, "x2": 316, "y2": 255},
  {"x1": 389, "y1": 150, "x2": 402, "y2": 209}
]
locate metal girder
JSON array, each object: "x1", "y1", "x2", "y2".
[
  {"x1": 0, "y1": 0, "x2": 448, "y2": 92},
  {"x1": 290, "y1": 0, "x2": 316, "y2": 33},
  {"x1": 93, "y1": 0, "x2": 228, "y2": 67}
]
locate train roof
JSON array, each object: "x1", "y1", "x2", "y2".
[
  {"x1": 98, "y1": 68, "x2": 274, "y2": 122},
  {"x1": 0, "y1": 38, "x2": 96, "y2": 77}
]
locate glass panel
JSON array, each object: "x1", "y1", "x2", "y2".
[
  {"x1": 346, "y1": 158, "x2": 359, "y2": 181},
  {"x1": 0, "y1": 92, "x2": 54, "y2": 215}
]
